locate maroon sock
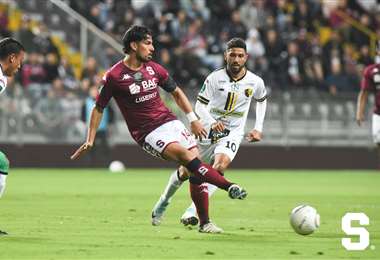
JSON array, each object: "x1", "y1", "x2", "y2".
[
  {"x1": 189, "y1": 179, "x2": 209, "y2": 226},
  {"x1": 185, "y1": 158, "x2": 231, "y2": 191}
]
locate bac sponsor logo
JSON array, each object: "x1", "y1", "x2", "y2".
[
  {"x1": 129, "y1": 79, "x2": 158, "y2": 95},
  {"x1": 141, "y1": 78, "x2": 158, "y2": 91},
  {"x1": 135, "y1": 92, "x2": 157, "y2": 103}
]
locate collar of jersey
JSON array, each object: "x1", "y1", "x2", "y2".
[{"x1": 225, "y1": 67, "x2": 247, "y2": 82}]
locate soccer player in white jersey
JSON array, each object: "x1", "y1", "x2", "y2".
[
  {"x1": 0, "y1": 37, "x2": 25, "y2": 235},
  {"x1": 152, "y1": 38, "x2": 267, "y2": 233}
]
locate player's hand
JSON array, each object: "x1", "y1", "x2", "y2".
[
  {"x1": 246, "y1": 129, "x2": 262, "y2": 142},
  {"x1": 211, "y1": 121, "x2": 225, "y2": 132},
  {"x1": 190, "y1": 120, "x2": 207, "y2": 141},
  {"x1": 356, "y1": 115, "x2": 364, "y2": 126},
  {"x1": 70, "y1": 142, "x2": 93, "y2": 160}
]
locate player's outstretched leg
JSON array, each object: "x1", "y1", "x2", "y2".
[
  {"x1": 151, "y1": 169, "x2": 184, "y2": 226},
  {"x1": 185, "y1": 158, "x2": 247, "y2": 199},
  {"x1": 163, "y1": 143, "x2": 247, "y2": 199}
]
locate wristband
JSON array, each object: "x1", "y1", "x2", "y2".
[{"x1": 186, "y1": 112, "x2": 198, "y2": 123}]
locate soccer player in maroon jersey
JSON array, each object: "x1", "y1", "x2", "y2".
[
  {"x1": 356, "y1": 41, "x2": 380, "y2": 168},
  {"x1": 70, "y1": 26, "x2": 247, "y2": 228}
]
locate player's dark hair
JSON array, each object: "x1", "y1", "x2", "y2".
[
  {"x1": 226, "y1": 37, "x2": 246, "y2": 52},
  {"x1": 0, "y1": 38, "x2": 25, "y2": 60},
  {"x1": 122, "y1": 25, "x2": 152, "y2": 54}
]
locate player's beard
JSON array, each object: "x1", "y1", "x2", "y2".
[
  {"x1": 228, "y1": 63, "x2": 244, "y2": 76},
  {"x1": 136, "y1": 52, "x2": 152, "y2": 63}
]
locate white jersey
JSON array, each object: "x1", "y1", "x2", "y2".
[
  {"x1": 197, "y1": 68, "x2": 267, "y2": 138},
  {"x1": 0, "y1": 66, "x2": 7, "y2": 94}
]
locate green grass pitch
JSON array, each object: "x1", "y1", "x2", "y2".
[{"x1": 0, "y1": 169, "x2": 379, "y2": 259}]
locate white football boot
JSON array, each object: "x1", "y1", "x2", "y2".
[{"x1": 199, "y1": 222, "x2": 223, "y2": 233}]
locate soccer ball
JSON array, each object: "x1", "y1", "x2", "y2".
[
  {"x1": 109, "y1": 160, "x2": 125, "y2": 173},
  {"x1": 290, "y1": 205, "x2": 320, "y2": 235}
]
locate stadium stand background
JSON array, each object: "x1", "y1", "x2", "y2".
[{"x1": 0, "y1": 0, "x2": 378, "y2": 168}]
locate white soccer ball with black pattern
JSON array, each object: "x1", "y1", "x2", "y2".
[{"x1": 290, "y1": 205, "x2": 320, "y2": 235}]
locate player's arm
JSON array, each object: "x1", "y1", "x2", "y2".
[
  {"x1": 356, "y1": 66, "x2": 373, "y2": 126},
  {"x1": 155, "y1": 62, "x2": 206, "y2": 139},
  {"x1": 246, "y1": 79, "x2": 267, "y2": 142},
  {"x1": 71, "y1": 71, "x2": 113, "y2": 160},
  {"x1": 70, "y1": 105, "x2": 103, "y2": 160},
  {"x1": 195, "y1": 100, "x2": 224, "y2": 132},
  {"x1": 170, "y1": 87, "x2": 207, "y2": 140},
  {"x1": 246, "y1": 98, "x2": 267, "y2": 142},
  {"x1": 196, "y1": 75, "x2": 225, "y2": 132},
  {"x1": 356, "y1": 89, "x2": 369, "y2": 126}
]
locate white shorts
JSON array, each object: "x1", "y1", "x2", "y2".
[
  {"x1": 372, "y1": 113, "x2": 380, "y2": 144},
  {"x1": 142, "y1": 120, "x2": 197, "y2": 159},
  {"x1": 199, "y1": 135, "x2": 242, "y2": 164}
]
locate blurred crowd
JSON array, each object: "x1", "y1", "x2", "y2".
[
  {"x1": 68, "y1": 0, "x2": 380, "y2": 94},
  {"x1": 0, "y1": 0, "x2": 380, "y2": 141},
  {"x1": 1, "y1": 0, "x2": 380, "y2": 95}
]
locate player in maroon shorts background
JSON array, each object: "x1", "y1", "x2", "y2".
[
  {"x1": 70, "y1": 25, "x2": 247, "y2": 230},
  {"x1": 356, "y1": 41, "x2": 380, "y2": 168}
]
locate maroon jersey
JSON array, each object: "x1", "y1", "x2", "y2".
[
  {"x1": 361, "y1": 63, "x2": 380, "y2": 115},
  {"x1": 96, "y1": 60, "x2": 177, "y2": 145}
]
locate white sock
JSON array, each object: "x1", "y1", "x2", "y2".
[
  {"x1": 159, "y1": 170, "x2": 183, "y2": 204},
  {"x1": 183, "y1": 183, "x2": 218, "y2": 218}
]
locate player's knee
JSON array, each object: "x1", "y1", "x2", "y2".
[
  {"x1": 213, "y1": 153, "x2": 231, "y2": 172},
  {"x1": 213, "y1": 163, "x2": 226, "y2": 173},
  {"x1": 213, "y1": 160, "x2": 230, "y2": 173}
]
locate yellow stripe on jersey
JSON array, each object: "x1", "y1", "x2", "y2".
[
  {"x1": 230, "y1": 92, "x2": 238, "y2": 111},
  {"x1": 224, "y1": 92, "x2": 238, "y2": 111},
  {"x1": 224, "y1": 92, "x2": 231, "y2": 110},
  {"x1": 211, "y1": 108, "x2": 244, "y2": 118}
]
